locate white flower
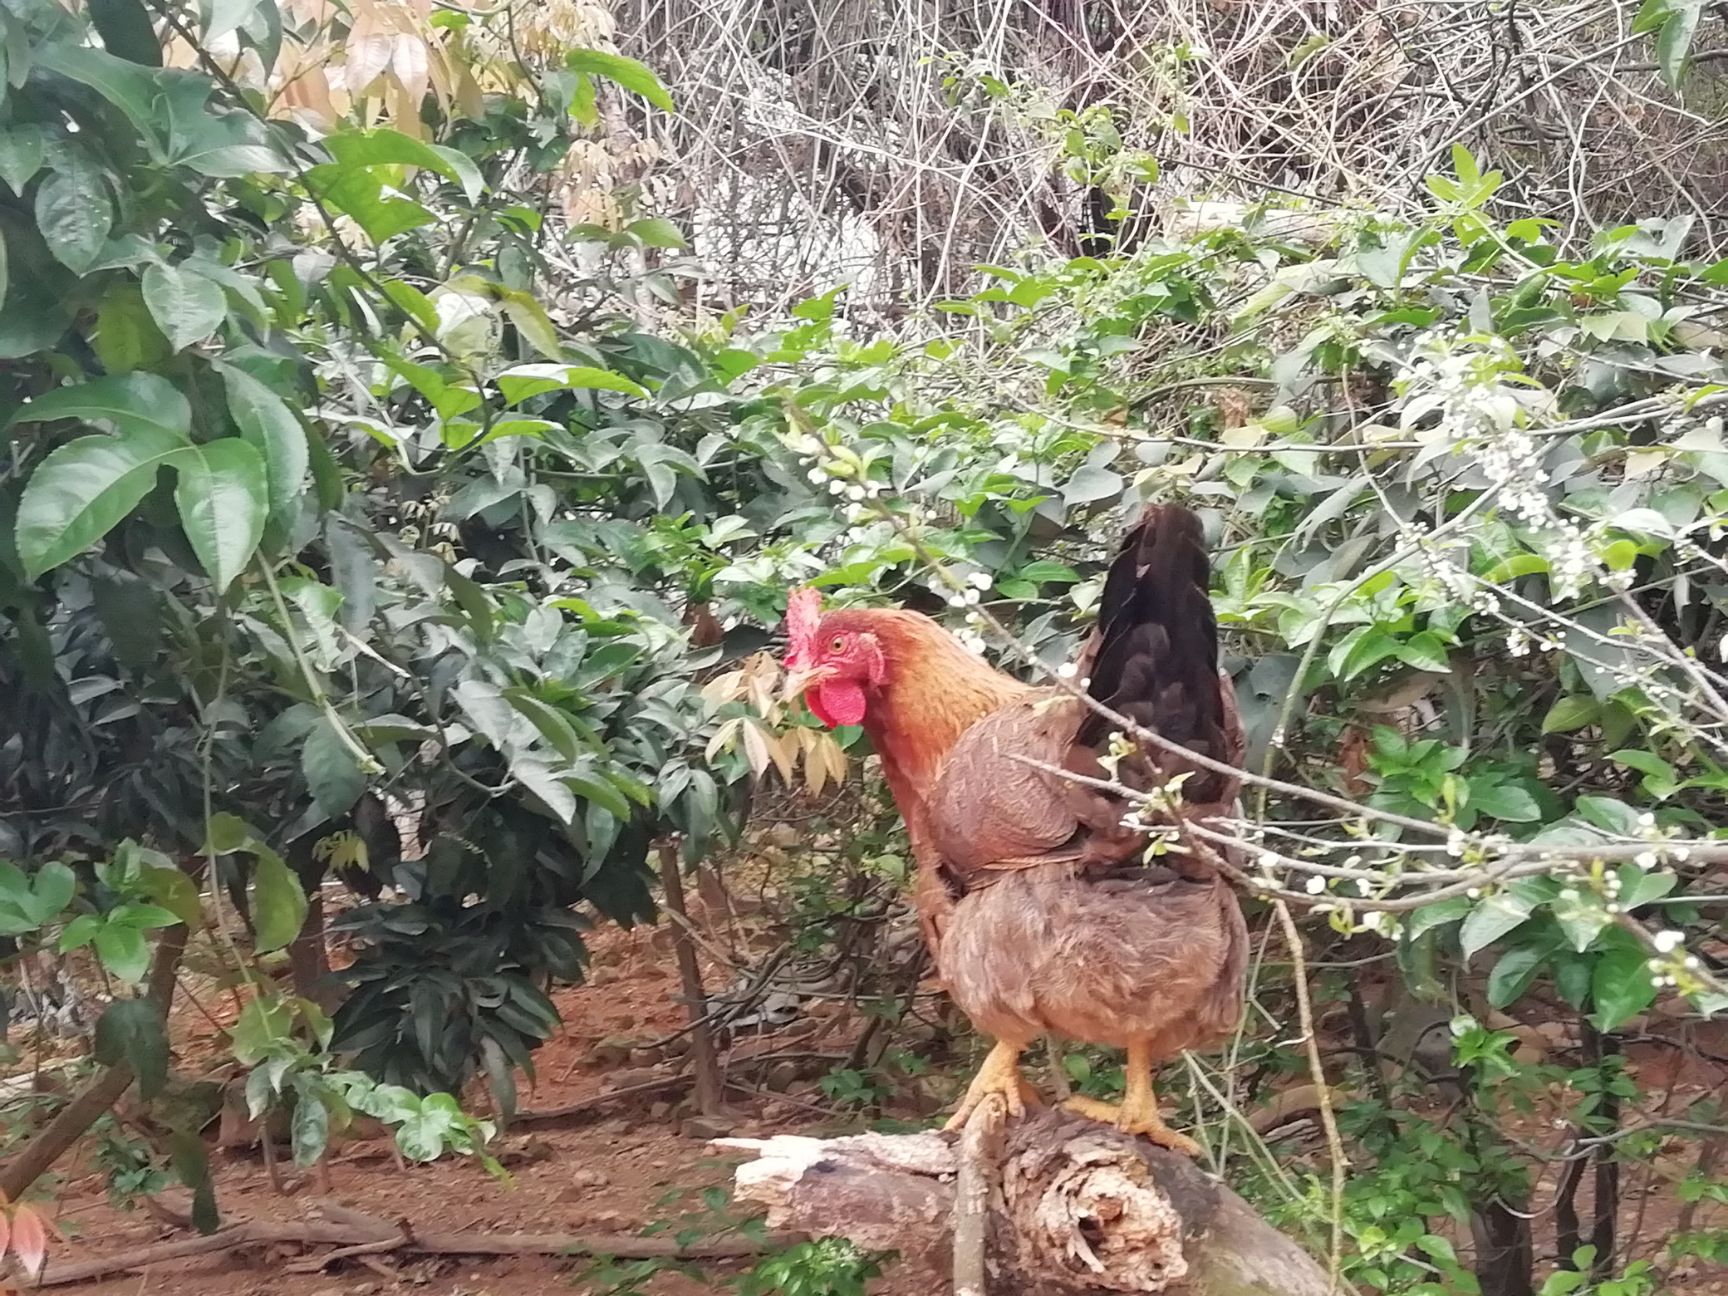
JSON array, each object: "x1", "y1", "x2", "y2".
[
  {"x1": 969, "y1": 572, "x2": 992, "y2": 590},
  {"x1": 1360, "y1": 910, "x2": 1388, "y2": 934},
  {"x1": 1653, "y1": 929, "x2": 1685, "y2": 953},
  {"x1": 1057, "y1": 662, "x2": 1078, "y2": 679},
  {"x1": 963, "y1": 588, "x2": 980, "y2": 605},
  {"x1": 1635, "y1": 851, "x2": 1659, "y2": 871},
  {"x1": 1305, "y1": 875, "x2": 1326, "y2": 895},
  {"x1": 827, "y1": 479, "x2": 846, "y2": 496},
  {"x1": 946, "y1": 593, "x2": 967, "y2": 608},
  {"x1": 846, "y1": 485, "x2": 865, "y2": 502}
]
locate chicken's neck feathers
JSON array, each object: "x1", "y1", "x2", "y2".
[{"x1": 853, "y1": 611, "x2": 1027, "y2": 805}]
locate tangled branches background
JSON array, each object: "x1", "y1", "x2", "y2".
[{"x1": 615, "y1": 0, "x2": 1728, "y2": 319}]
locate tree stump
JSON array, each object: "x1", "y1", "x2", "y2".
[{"x1": 716, "y1": 1110, "x2": 1332, "y2": 1295}]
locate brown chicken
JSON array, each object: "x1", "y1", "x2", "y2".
[{"x1": 780, "y1": 503, "x2": 1247, "y2": 1155}]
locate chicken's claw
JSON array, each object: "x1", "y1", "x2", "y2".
[
  {"x1": 1060, "y1": 1094, "x2": 1201, "y2": 1156},
  {"x1": 943, "y1": 1041, "x2": 1041, "y2": 1131}
]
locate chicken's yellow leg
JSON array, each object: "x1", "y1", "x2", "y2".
[
  {"x1": 943, "y1": 1039, "x2": 1042, "y2": 1130},
  {"x1": 1061, "y1": 1039, "x2": 1201, "y2": 1157}
]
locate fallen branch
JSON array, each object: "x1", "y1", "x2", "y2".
[
  {"x1": 718, "y1": 1110, "x2": 1333, "y2": 1295},
  {"x1": 512, "y1": 1073, "x2": 692, "y2": 1123},
  {"x1": 29, "y1": 1209, "x2": 802, "y2": 1287}
]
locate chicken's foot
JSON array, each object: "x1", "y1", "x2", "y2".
[
  {"x1": 1061, "y1": 1040, "x2": 1200, "y2": 1157},
  {"x1": 943, "y1": 1039, "x2": 1040, "y2": 1131}
]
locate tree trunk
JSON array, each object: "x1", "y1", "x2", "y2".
[
  {"x1": 287, "y1": 886, "x2": 334, "y2": 1010},
  {"x1": 716, "y1": 1110, "x2": 1333, "y2": 1295},
  {"x1": 657, "y1": 841, "x2": 722, "y2": 1116}
]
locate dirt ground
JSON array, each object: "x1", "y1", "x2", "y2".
[
  {"x1": 19, "y1": 913, "x2": 1728, "y2": 1296},
  {"x1": 38, "y1": 918, "x2": 865, "y2": 1295}
]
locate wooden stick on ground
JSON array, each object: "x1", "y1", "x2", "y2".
[{"x1": 29, "y1": 1209, "x2": 802, "y2": 1287}]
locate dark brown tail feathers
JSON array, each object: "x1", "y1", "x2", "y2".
[{"x1": 1077, "y1": 505, "x2": 1232, "y2": 803}]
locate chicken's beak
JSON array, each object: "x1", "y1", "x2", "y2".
[{"x1": 781, "y1": 663, "x2": 834, "y2": 703}]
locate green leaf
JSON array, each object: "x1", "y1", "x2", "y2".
[
  {"x1": 1487, "y1": 943, "x2": 1550, "y2": 1008},
  {"x1": 444, "y1": 566, "x2": 496, "y2": 640},
  {"x1": 1393, "y1": 631, "x2": 1452, "y2": 673},
  {"x1": 139, "y1": 864, "x2": 202, "y2": 928},
  {"x1": 513, "y1": 755, "x2": 579, "y2": 825},
  {"x1": 230, "y1": 995, "x2": 292, "y2": 1065},
  {"x1": 1542, "y1": 696, "x2": 1599, "y2": 734},
  {"x1": 251, "y1": 847, "x2": 307, "y2": 954},
  {"x1": 1406, "y1": 895, "x2": 1471, "y2": 941},
  {"x1": 143, "y1": 261, "x2": 227, "y2": 352},
  {"x1": 35, "y1": 156, "x2": 113, "y2": 273},
  {"x1": 495, "y1": 363, "x2": 649, "y2": 404},
  {"x1": 93, "y1": 922, "x2": 151, "y2": 983},
  {"x1": 0, "y1": 125, "x2": 45, "y2": 194},
  {"x1": 15, "y1": 427, "x2": 184, "y2": 579},
  {"x1": 1329, "y1": 627, "x2": 1402, "y2": 681},
  {"x1": 1017, "y1": 560, "x2": 1080, "y2": 584},
  {"x1": 1060, "y1": 465, "x2": 1123, "y2": 506},
  {"x1": 168, "y1": 1129, "x2": 220, "y2": 1233},
  {"x1": 90, "y1": 0, "x2": 163, "y2": 65},
  {"x1": 7, "y1": 372, "x2": 191, "y2": 440},
  {"x1": 1656, "y1": 1, "x2": 1703, "y2": 88},
  {"x1": 1470, "y1": 783, "x2": 1541, "y2": 823},
  {"x1": 1575, "y1": 795, "x2": 1642, "y2": 836},
  {"x1": 109, "y1": 902, "x2": 181, "y2": 930},
  {"x1": 33, "y1": 45, "x2": 165, "y2": 147},
  {"x1": 290, "y1": 1083, "x2": 329, "y2": 1167},
  {"x1": 504, "y1": 690, "x2": 583, "y2": 762},
  {"x1": 93, "y1": 284, "x2": 173, "y2": 373},
  {"x1": 1590, "y1": 943, "x2": 1657, "y2": 1030},
  {"x1": 625, "y1": 216, "x2": 685, "y2": 248},
  {"x1": 204, "y1": 0, "x2": 262, "y2": 43},
  {"x1": 223, "y1": 366, "x2": 309, "y2": 526},
  {"x1": 1460, "y1": 891, "x2": 1536, "y2": 960},
  {"x1": 566, "y1": 772, "x2": 632, "y2": 821},
  {"x1": 498, "y1": 290, "x2": 562, "y2": 360},
  {"x1": 168, "y1": 438, "x2": 268, "y2": 592},
  {"x1": 564, "y1": 48, "x2": 673, "y2": 110},
  {"x1": 93, "y1": 999, "x2": 169, "y2": 1098},
  {"x1": 59, "y1": 914, "x2": 100, "y2": 951},
  {"x1": 302, "y1": 716, "x2": 366, "y2": 817},
  {"x1": 28, "y1": 861, "x2": 75, "y2": 923}
]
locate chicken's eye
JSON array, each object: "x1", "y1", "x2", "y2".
[{"x1": 829, "y1": 635, "x2": 846, "y2": 653}]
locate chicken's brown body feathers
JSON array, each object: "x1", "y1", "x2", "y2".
[{"x1": 858, "y1": 505, "x2": 1247, "y2": 1060}]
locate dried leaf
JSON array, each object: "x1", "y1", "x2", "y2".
[
  {"x1": 801, "y1": 728, "x2": 829, "y2": 797},
  {"x1": 700, "y1": 670, "x2": 743, "y2": 707},
  {"x1": 741, "y1": 719, "x2": 772, "y2": 777},
  {"x1": 704, "y1": 716, "x2": 742, "y2": 764},
  {"x1": 11, "y1": 1204, "x2": 46, "y2": 1278},
  {"x1": 766, "y1": 729, "x2": 797, "y2": 785}
]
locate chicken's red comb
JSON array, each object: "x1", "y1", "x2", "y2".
[{"x1": 784, "y1": 586, "x2": 823, "y2": 664}]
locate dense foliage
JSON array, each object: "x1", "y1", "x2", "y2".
[{"x1": 0, "y1": 0, "x2": 1725, "y2": 1291}]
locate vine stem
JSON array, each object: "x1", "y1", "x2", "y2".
[
  {"x1": 1273, "y1": 899, "x2": 1349, "y2": 1296},
  {"x1": 255, "y1": 557, "x2": 381, "y2": 774}
]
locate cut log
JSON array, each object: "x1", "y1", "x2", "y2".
[{"x1": 716, "y1": 1110, "x2": 1333, "y2": 1296}]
